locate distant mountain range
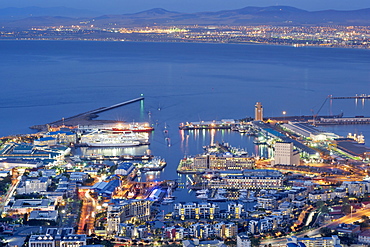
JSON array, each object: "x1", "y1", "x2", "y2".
[
  {"x1": 2, "y1": 6, "x2": 370, "y2": 27},
  {"x1": 0, "y1": 6, "x2": 100, "y2": 19}
]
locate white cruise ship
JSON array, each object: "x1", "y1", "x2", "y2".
[{"x1": 80, "y1": 130, "x2": 149, "y2": 147}]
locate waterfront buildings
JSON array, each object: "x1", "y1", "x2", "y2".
[
  {"x1": 180, "y1": 154, "x2": 254, "y2": 172},
  {"x1": 178, "y1": 142, "x2": 255, "y2": 173},
  {"x1": 206, "y1": 169, "x2": 283, "y2": 190},
  {"x1": 106, "y1": 199, "x2": 152, "y2": 235},
  {"x1": 42, "y1": 130, "x2": 77, "y2": 144},
  {"x1": 173, "y1": 202, "x2": 220, "y2": 220},
  {"x1": 281, "y1": 122, "x2": 339, "y2": 141},
  {"x1": 115, "y1": 162, "x2": 135, "y2": 176},
  {"x1": 332, "y1": 138, "x2": 370, "y2": 159}
]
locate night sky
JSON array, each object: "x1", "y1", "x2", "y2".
[{"x1": 0, "y1": 0, "x2": 370, "y2": 14}]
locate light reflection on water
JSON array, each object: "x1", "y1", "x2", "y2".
[{"x1": 76, "y1": 145, "x2": 150, "y2": 157}]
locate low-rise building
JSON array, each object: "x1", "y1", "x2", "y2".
[
  {"x1": 227, "y1": 202, "x2": 244, "y2": 219},
  {"x1": 287, "y1": 235, "x2": 342, "y2": 247},
  {"x1": 164, "y1": 225, "x2": 186, "y2": 240},
  {"x1": 173, "y1": 202, "x2": 220, "y2": 220},
  {"x1": 214, "y1": 222, "x2": 237, "y2": 239},
  {"x1": 28, "y1": 210, "x2": 58, "y2": 222},
  {"x1": 106, "y1": 199, "x2": 152, "y2": 235},
  {"x1": 115, "y1": 162, "x2": 135, "y2": 176},
  {"x1": 257, "y1": 195, "x2": 277, "y2": 210},
  {"x1": 207, "y1": 170, "x2": 283, "y2": 190},
  {"x1": 359, "y1": 229, "x2": 370, "y2": 244},
  {"x1": 237, "y1": 233, "x2": 251, "y2": 247},
  {"x1": 29, "y1": 228, "x2": 86, "y2": 247},
  {"x1": 34, "y1": 137, "x2": 58, "y2": 146},
  {"x1": 340, "y1": 181, "x2": 370, "y2": 196},
  {"x1": 191, "y1": 223, "x2": 213, "y2": 239},
  {"x1": 43, "y1": 130, "x2": 76, "y2": 144},
  {"x1": 17, "y1": 176, "x2": 50, "y2": 194},
  {"x1": 5, "y1": 199, "x2": 56, "y2": 214},
  {"x1": 69, "y1": 172, "x2": 88, "y2": 182},
  {"x1": 335, "y1": 223, "x2": 361, "y2": 236}
]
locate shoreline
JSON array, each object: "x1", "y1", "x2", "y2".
[{"x1": 0, "y1": 37, "x2": 369, "y2": 51}]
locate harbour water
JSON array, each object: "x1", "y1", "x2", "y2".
[{"x1": 1, "y1": 40, "x2": 370, "y2": 206}]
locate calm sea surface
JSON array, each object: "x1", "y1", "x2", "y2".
[{"x1": 1, "y1": 41, "x2": 370, "y2": 204}]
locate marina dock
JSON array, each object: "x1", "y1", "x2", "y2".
[{"x1": 79, "y1": 154, "x2": 154, "y2": 161}]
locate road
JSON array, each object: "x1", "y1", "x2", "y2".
[
  {"x1": 261, "y1": 207, "x2": 370, "y2": 246},
  {"x1": 77, "y1": 190, "x2": 96, "y2": 235},
  {"x1": 0, "y1": 174, "x2": 21, "y2": 213}
]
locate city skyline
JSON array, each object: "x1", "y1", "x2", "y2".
[{"x1": 0, "y1": 0, "x2": 370, "y2": 15}]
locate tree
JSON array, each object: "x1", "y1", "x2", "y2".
[
  {"x1": 319, "y1": 227, "x2": 332, "y2": 237},
  {"x1": 225, "y1": 238, "x2": 237, "y2": 246},
  {"x1": 250, "y1": 237, "x2": 261, "y2": 247},
  {"x1": 321, "y1": 205, "x2": 330, "y2": 214},
  {"x1": 341, "y1": 204, "x2": 351, "y2": 215}
]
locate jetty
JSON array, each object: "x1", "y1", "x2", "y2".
[{"x1": 30, "y1": 97, "x2": 144, "y2": 131}]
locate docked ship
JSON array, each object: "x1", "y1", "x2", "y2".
[
  {"x1": 104, "y1": 123, "x2": 154, "y2": 133},
  {"x1": 80, "y1": 130, "x2": 149, "y2": 147}
]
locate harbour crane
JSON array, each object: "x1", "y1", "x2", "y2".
[{"x1": 311, "y1": 96, "x2": 330, "y2": 125}]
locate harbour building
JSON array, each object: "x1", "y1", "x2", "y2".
[
  {"x1": 272, "y1": 142, "x2": 300, "y2": 166},
  {"x1": 281, "y1": 122, "x2": 339, "y2": 141},
  {"x1": 179, "y1": 154, "x2": 255, "y2": 173},
  {"x1": 255, "y1": 102, "x2": 263, "y2": 121}
]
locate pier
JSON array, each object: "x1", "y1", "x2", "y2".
[
  {"x1": 329, "y1": 94, "x2": 370, "y2": 100},
  {"x1": 316, "y1": 117, "x2": 370, "y2": 125},
  {"x1": 31, "y1": 97, "x2": 144, "y2": 131},
  {"x1": 179, "y1": 119, "x2": 237, "y2": 130},
  {"x1": 83, "y1": 97, "x2": 144, "y2": 115}
]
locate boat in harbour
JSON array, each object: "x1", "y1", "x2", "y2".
[
  {"x1": 207, "y1": 193, "x2": 227, "y2": 202},
  {"x1": 140, "y1": 157, "x2": 167, "y2": 171},
  {"x1": 196, "y1": 193, "x2": 209, "y2": 199},
  {"x1": 196, "y1": 189, "x2": 209, "y2": 194}
]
